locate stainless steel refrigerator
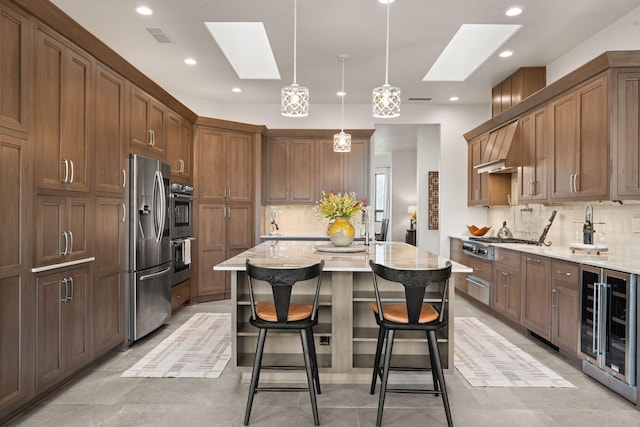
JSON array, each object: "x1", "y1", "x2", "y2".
[{"x1": 129, "y1": 154, "x2": 172, "y2": 342}]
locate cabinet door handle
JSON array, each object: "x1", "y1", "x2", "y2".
[
  {"x1": 502, "y1": 271, "x2": 508, "y2": 288},
  {"x1": 68, "y1": 231, "x2": 74, "y2": 254},
  {"x1": 120, "y1": 203, "x2": 126, "y2": 223},
  {"x1": 69, "y1": 160, "x2": 75, "y2": 183},
  {"x1": 61, "y1": 231, "x2": 69, "y2": 255},
  {"x1": 60, "y1": 278, "x2": 68, "y2": 302},
  {"x1": 179, "y1": 159, "x2": 184, "y2": 173},
  {"x1": 122, "y1": 169, "x2": 126, "y2": 188},
  {"x1": 62, "y1": 159, "x2": 69, "y2": 183},
  {"x1": 68, "y1": 277, "x2": 74, "y2": 302},
  {"x1": 526, "y1": 257, "x2": 541, "y2": 264},
  {"x1": 149, "y1": 129, "x2": 155, "y2": 146},
  {"x1": 552, "y1": 288, "x2": 558, "y2": 308},
  {"x1": 475, "y1": 267, "x2": 483, "y2": 272},
  {"x1": 574, "y1": 173, "x2": 579, "y2": 192}
]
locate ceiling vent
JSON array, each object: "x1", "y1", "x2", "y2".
[
  {"x1": 146, "y1": 28, "x2": 174, "y2": 43},
  {"x1": 408, "y1": 97, "x2": 432, "y2": 101}
]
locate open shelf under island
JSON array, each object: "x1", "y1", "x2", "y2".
[{"x1": 214, "y1": 240, "x2": 472, "y2": 384}]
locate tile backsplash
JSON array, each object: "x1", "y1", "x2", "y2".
[
  {"x1": 261, "y1": 205, "x2": 366, "y2": 237},
  {"x1": 487, "y1": 201, "x2": 640, "y2": 257}
]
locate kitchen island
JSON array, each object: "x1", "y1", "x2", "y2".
[{"x1": 214, "y1": 240, "x2": 471, "y2": 383}]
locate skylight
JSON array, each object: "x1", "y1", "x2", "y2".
[
  {"x1": 204, "y1": 22, "x2": 280, "y2": 79},
  {"x1": 423, "y1": 24, "x2": 521, "y2": 82}
]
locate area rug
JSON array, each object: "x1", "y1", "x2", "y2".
[
  {"x1": 121, "y1": 313, "x2": 231, "y2": 379},
  {"x1": 454, "y1": 317, "x2": 574, "y2": 388}
]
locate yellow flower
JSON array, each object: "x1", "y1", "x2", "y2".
[{"x1": 315, "y1": 191, "x2": 366, "y2": 220}]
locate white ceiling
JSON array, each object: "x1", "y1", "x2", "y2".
[{"x1": 50, "y1": 0, "x2": 640, "y2": 108}]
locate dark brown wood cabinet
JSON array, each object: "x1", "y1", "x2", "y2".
[
  {"x1": 167, "y1": 111, "x2": 193, "y2": 183},
  {"x1": 551, "y1": 260, "x2": 580, "y2": 354},
  {"x1": 0, "y1": 2, "x2": 30, "y2": 135},
  {"x1": 318, "y1": 138, "x2": 368, "y2": 200},
  {"x1": 193, "y1": 122, "x2": 258, "y2": 302},
  {"x1": 94, "y1": 64, "x2": 126, "y2": 196},
  {"x1": 130, "y1": 85, "x2": 166, "y2": 160},
  {"x1": 492, "y1": 67, "x2": 546, "y2": 117},
  {"x1": 614, "y1": 71, "x2": 640, "y2": 198},
  {"x1": 492, "y1": 248, "x2": 521, "y2": 322},
  {"x1": 35, "y1": 265, "x2": 91, "y2": 392},
  {"x1": 449, "y1": 238, "x2": 468, "y2": 294},
  {"x1": 93, "y1": 197, "x2": 126, "y2": 356},
  {"x1": 0, "y1": 133, "x2": 34, "y2": 416},
  {"x1": 467, "y1": 134, "x2": 510, "y2": 206},
  {"x1": 521, "y1": 254, "x2": 552, "y2": 340},
  {"x1": 34, "y1": 26, "x2": 92, "y2": 193},
  {"x1": 518, "y1": 107, "x2": 548, "y2": 202},
  {"x1": 34, "y1": 195, "x2": 92, "y2": 267},
  {"x1": 171, "y1": 279, "x2": 191, "y2": 313},
  {"x1": 550, "y1": 74, "x2": 609, "y2": 201},
  {"x1": 263, "y1": 137, "x2": 316, "y2": 204}
]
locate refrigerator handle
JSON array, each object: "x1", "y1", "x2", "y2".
[
  {"x1": 139, "y1": 266, "x2": 172, "y2": 281},
  {"x1": 153, "y1": 170, "x2": 165, "y2": 243}
]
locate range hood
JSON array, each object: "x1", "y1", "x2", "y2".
[{"x1": 473, "y1": 120, "x2": 520, "y2": 174}]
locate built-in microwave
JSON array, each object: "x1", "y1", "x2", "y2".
[{"x1": 170, "y1": 182, "x2": 194, "y2": 239}]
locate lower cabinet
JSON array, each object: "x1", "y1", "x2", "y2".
[
  {"x1": 492, "y1": 248, "x2": 521, "y2": 323},
  {"x1": 551, "y1": 260, "x2": 580, "y2": 354},
  {"x1": 521, "y1": 254, "x2": 552, "y2": 340},
  {"x1": 171, "y1": 279, "x2": 191, "y2": 313},
  {"x1": 36, "y1": 265, "x2": 91, "y2": 392},
  {"x1": 449, "y1": 238, "x2": 468, "y2": 293}
]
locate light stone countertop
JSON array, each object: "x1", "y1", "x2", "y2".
[
  {"x1": 215, "y1": 240, "x2": 471, "y2": 273},
  {"x1": 451, "y1": 235, "x2": 640, "y2": 275}
]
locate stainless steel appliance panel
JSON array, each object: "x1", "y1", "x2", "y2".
[
  {"x1": 169, "y1": 182, "x2": 194, "y2": 239},
  {"x1": 130, "y1": 154, "x2": 171, "y2": 272},
  {"x1": 171, "y1": 237, "x2": 193, "y2": 285},
  {"x1": 580, "y1": 265, "x2": 637, "y2": 401},
  {"x1": 130, "y1": 262, "x2": 172, "y2": 340}
]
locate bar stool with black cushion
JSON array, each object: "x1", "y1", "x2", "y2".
[
  {"x1": 243, "y1": 259, "x2": 325, "y2": 426},
  {"x1": 368, "y1": 259, "x2": 453, "y2": 427}
]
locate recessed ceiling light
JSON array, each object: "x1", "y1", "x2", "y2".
[
  {"x1": 449, "y1": 96, "x2": 460, "y2": 101},
  {"x1": 378, "y1": 0, "x2": 395, "y2": 4},
  {"x1": 184, "y1": 58, "x2": 197, "y2": 65},
  {"x1": 505, "y1": 7, "x2": 523, "y2": 17},
  {"x1": 499, "y1": 50, "x2": 514, "y2": 58},
  {"x1": 337, "y1": 90, "x2": 346, "y2": 97},
  {"x1": 232, "y1": 87, "x2": 242, "y2": 93},
  {"x1": 136, "y1": 6, "x2": 153, "y2": 16}
]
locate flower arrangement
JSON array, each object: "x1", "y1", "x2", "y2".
[{"x1": 315, "y1": 191, "x2": 366, "y2": 220}]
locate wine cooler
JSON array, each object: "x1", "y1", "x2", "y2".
[{"x1": 580, "y1": 266, "x2": 637, "y2": 402}]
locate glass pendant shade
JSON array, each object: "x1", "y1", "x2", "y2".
[
  {"x1": 333, "y1": 131, "x2": 351, "y2": 152},
  {"x1": 281, "y1": 83, "x2": 309, "y2": 117},
  {"x1": 372, "y1": 84, "x2": 401, "y2": 118}
]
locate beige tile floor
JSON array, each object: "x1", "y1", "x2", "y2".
[{"x1": 10, "y1": 295, "x2": 640, "y2": 426}]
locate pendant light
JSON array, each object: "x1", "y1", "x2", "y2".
[
  {"x1": 372, "y1": 0, "x2": 400, "y2": 118},
  {"x1": 334, "y1": 55, "x2": 351, "y2": 152},
  {"x1": 281, "y1": 0, "x2": 309, "y2": 117}
]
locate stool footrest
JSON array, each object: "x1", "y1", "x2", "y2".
[
  {"x1": 261, "y1": 365, "x2": 306, "y2": 371},
  {"x1": 256, "y1": 387, "x2": 309, "y2": 392},
  {"x1": 386, "y1": 388, "x2": 441, "y2": 395}
]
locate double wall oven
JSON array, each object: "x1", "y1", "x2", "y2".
[{"x1": 169, "y1": 182, "x2": 195, "y2": 285}]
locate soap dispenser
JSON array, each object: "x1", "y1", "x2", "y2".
[{"x1": 583, "y1": 205, "x2": 594, "y2": 245}]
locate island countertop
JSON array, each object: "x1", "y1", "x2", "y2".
[{"x1": 214, "y1": 240, "x2": 471, "y2": 273}]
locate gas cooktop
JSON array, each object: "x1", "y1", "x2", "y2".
[{"x1": 469, "y1": 236, "x2": 540, "y2": 245}]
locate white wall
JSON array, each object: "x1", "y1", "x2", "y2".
[
  {"x1": 390, "y1": 149, "x2": 417, "y2": 242},
  {"x1": 416, "y1": 125, "x2": 441, "y2": 254}
]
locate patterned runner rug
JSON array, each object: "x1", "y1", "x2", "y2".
[
  {"x1": 121, "y1": 312, "x2": 231, "y2": 379},
  {"x1": 454, "y1": 317, "x2": 575, "y2": 387}
]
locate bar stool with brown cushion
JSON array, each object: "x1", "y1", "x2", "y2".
[
  {"x1": 243, "y1": 259, "x2": 325, "y2": 426},
  {"x1": 368, "y1": 259, "x2": 453, "y2": 427}
]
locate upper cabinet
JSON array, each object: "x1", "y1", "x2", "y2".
[
  {"x1": 34, "y1": 26, "x2": 92, "y2": 193},
  {"x1": 318, "y1": 137, "x2": 369, "y2": 200},
  {"x1": 550, "y1": 74, "x2": 609, "y2": 201},
  {"x1": 0, "y1": 2, "x2": 30, "y2": 135},
  {"x1": 492, "y1": 67, "x2": 546, "y2": 117},
  {"x1": 263, "y1": 137, "x2": 316, "y2": 204},
  {"x1": 130, "y1": 85, "x2": 166, "y2": 160},
  {"x1": 467, "y1": 133, "x2": 510, "y2": 207},
  {"x1": 613, "y1": 71, "x2": 640, "y2": 199},
  {"x1": 94, "y1": 64, "x2": 126, "y2": 196},
  {"x1": 167, "y1": 111, "x2": 193, "y2": 183},
  {"x1": 518, "y1": 107, "x2": 548, "y2": 202}
]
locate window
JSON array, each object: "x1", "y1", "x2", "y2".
[{"x1": 374, "y1": 171, "x2": 388, "y2": 223}]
